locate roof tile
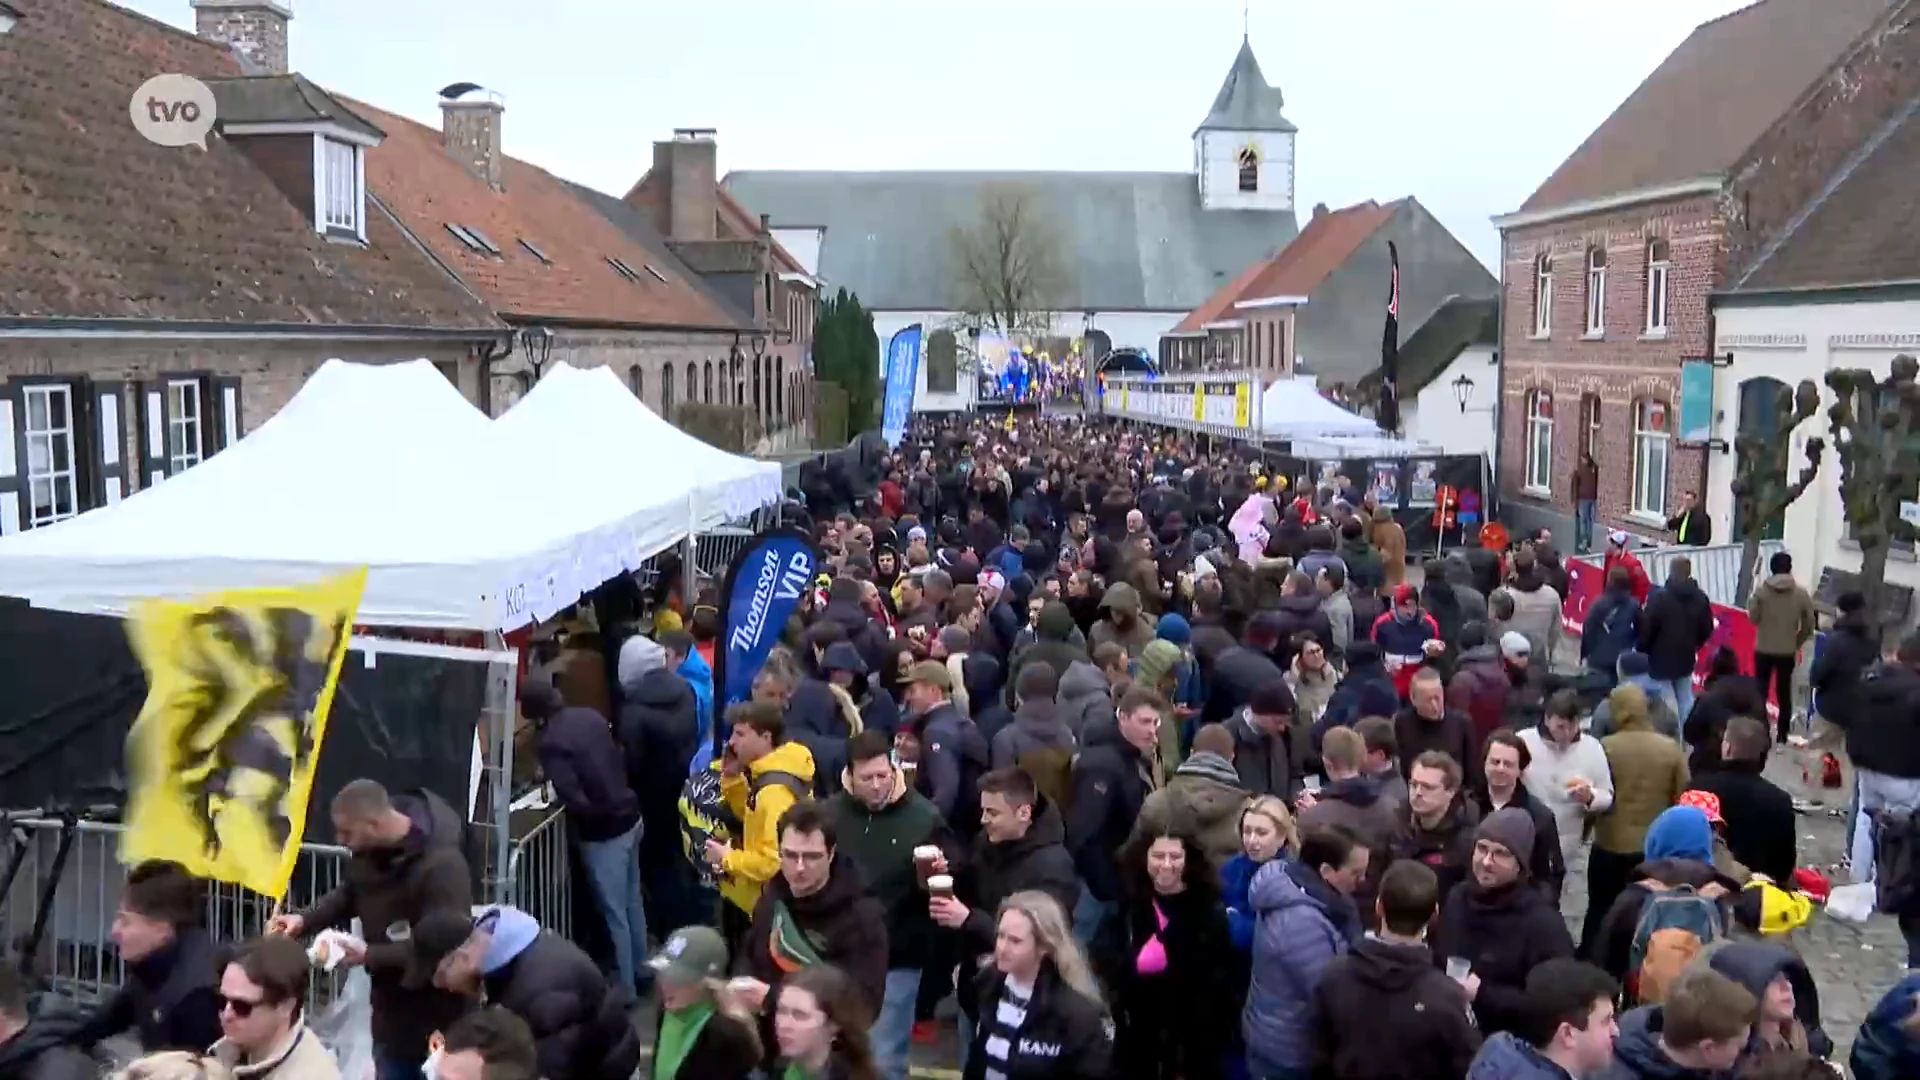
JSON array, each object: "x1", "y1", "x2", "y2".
[
  {"x1": 0, "y1": 0, "x2": 501, "y2": 330},
  {"x1": 348, "y1": 98, "x2": 749, "y2": 329},
  {"x1": 1171, "y1": 200, "x2": 1397, "y2": 332},
  {"x1": 1521, "y1": 0, "x2": 1892, "y2": 213}
]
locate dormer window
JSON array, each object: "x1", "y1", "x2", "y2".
[{"x1": 314, "y1": 136, "x2": 365, "y2": 241}]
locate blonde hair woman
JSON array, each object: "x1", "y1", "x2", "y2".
[
  {"x1": 1222, "y1": 795, "x2": 1298, "y2": 952},
  {"x1": 961, "y1": 891, "x2": 1111, "y2": 1080}
]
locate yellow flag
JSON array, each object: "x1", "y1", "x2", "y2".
[{"x1": 121, "y1": 569, "x2": 368, "y2": 899}]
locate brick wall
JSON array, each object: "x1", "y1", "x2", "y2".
[
  {"x1": 1496, "y1": 194, "x2": 1721, "y2": 536},
  {"x1": 1724, "y1": 0, "x2": 1920, "y2": 277}
]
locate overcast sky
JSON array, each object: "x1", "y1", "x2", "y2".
[{"x1": 125, "y1": 0, "x2": 1753, "y2": 271}]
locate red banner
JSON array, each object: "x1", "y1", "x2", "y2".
[{"x1": 1558, "y1": 560, "x2": 1759, "y2": 692}]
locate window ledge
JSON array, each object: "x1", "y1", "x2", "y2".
[
  {"x1": 1839, "y1": 539, "x2": 1918, "y2": 563},
  {"x1": 1627, "y1": 512, "x2": 1667, "y2": 529},
  {"x1": 1581, "y1": 331, "x2": 1605, "y2": 341},
  {"x1": 1641, "y1": 330, "x2": 1670, "y2": 342},
  {"x1": 1522, "y1": 485, "x2": 1553, "y2": 499},
  {"x1": 1528, "y1": 332, "x2": 1551, "y2": 342}
]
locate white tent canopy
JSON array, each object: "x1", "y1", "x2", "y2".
[
  {"x1": 0, "y1": 359, "x2": 782, "y2": 630},
  {"x1": 1259, "y1": 379, "x2": 1381, "y2": 440}
]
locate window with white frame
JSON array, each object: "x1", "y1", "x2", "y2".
[
  {"x1": 166, "y1": 379, "x2": 203, "y2": 474},
  {"x1": 1632, "y1": 398, "x2": 1671, "y2": 518},
  {"x1": 1525, "y1": 389, "x2": 1554, "y2": 492},
  {"x1": 319, "y1": 137, "x2": 363, "y2": 237},
  {"x1": 1533, "y1": 254, "x2": 1553, "y2": 336},
  {"x1": 22, "y1": 384, "x2": 79, "y2": 527},
  {"x1": 1645, "y1": 238, "x2": 1670, "y2": 335},
  {"x1": 1585, "y1": 247, "x2": 1607, "y2": 336}
]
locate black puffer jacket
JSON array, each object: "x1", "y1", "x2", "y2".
[
  {"x1": 483, "y1": 914, "x2": 642, "y2": 1080},
  {"x1": 77, "y1": 927, "x2": 224, "y2": 1054},
  {"x1": 1067, "y1": 722, "x2": 1156, "y2": 903},
  {"x1": 955, "y1": 796, "x2": 1081, "y2": 1016},
  {"x1": 616, "y1": 665, "x2": 701, "y2": 859},
  {"x1": 1638, "y1": 578, "x2": 1715, "y2": 682},
  {"x1": 297, "y1": 790, "x2": 473, "y2": 1061},
  {"x1": 1812, "y1": 609, "x2": 1878, "y2": 728},
  {"x1": 1844, "y1": 661, "x2": 1920, "y2": 779},
  {"x1": 1432, "y1": 878, "x2": 1575, "y2": 1037}
]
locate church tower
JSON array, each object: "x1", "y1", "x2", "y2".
[{"x1": 1194, "y1": 36, "x2": 1296, "y2": 212}]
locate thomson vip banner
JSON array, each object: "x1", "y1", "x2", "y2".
[
  {"x1": 881, "y1": 324, "x2": 923, "y2": 448},
  {"x1": 715, "y1": 528, "x2": 817, "y2": 724}
]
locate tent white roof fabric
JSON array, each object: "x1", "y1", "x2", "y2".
[
  {"x1": 0, "y1": 359, "x2": 782, "y2": 631},
  {"x1": 1290, "y1": 433, "x2": 1432, "y2": 458},
  {"x1": 1259, "y1": 379, "x2": 1381, "y2": 439}
]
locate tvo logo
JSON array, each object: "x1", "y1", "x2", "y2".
[{"x1": 130, "y1": 74, "x2": 218, "y2": 149}]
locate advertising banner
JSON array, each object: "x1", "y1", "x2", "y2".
[
  {"x1": 1559, "y1": 559, "x2": 1766, "y2": 712},
  {"x1": 714, "y1": 527, "x2": 817, "y2": 725},
  {"x1": 122, "y1": 569, "x2": 366, "y2": 898},
  {"x1": 881, "y1": 325, "x2": 923, "y2": 447}
]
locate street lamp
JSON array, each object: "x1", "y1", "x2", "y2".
[
  {"x1": 519, "y1": 325, "x2": 555, "y2": 385},
  {"x1": 1452, "y1": 372, "x2": 1476, "y2": 413}
]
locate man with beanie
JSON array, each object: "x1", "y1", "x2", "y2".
[
  {"x1": 1371, "y1": 584, "x2": 1445, "y2": 700},
  {"x1": 1133, "y1": 639, "x2": 1187, "y2": 773},
  {"x1": 1432, "y1": 807, "x2": 1577, "y2": 1037},
  {"x1": 1006, "y1": 600, "x2": 1089, "y2": 695},
  {"x1": 615, "y1": 635, "x2": 702, "y2": 935},
  {"x1": 1747, "y1": 550, "x2": 1815, "y2": 742},
  {"x1": 991, "y1": 662, "x2": 1077, "y2": 807},
  {"x1": 520, "y1": 678, "x2": 648, "y2": 998},
  {"x1": 1231, "y1": 680, "x2": 1305, "y2": 799}
]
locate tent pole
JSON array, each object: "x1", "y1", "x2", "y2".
[
  {"x1": 682, "y1": 496, "x2": 698, "y2": 601},
  {"x1": 484, "y1": 630, "x2": 516, "y2": 905}
]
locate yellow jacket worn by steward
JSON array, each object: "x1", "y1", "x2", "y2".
[{"x1": 718, "y1": 740, "x2": 817, "y2": 915}]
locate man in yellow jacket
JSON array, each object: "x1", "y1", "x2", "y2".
[{"x1": 704, "y1": 701, "x2": 818, "y2": 943}]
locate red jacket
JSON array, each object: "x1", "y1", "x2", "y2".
[
  {"x1": 1371, "y1": 609, "x2": 1441, "y2": 699},
  {"x1": 1603, "y1": 549, "x2": 1652, "y2": 603}
]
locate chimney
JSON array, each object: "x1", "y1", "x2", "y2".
[
  {"x1": 440, "y1": 86, "x2": 505, "y2": 191},
  {"x1": 652, "y1": 129, "x2": 718, "y2": 242},
  {"x1": 1312, "y1": 202, "x2": 1330, "y2": 221},
  {"x1": 759, "y1": 213, "x2": 771, "y2": 234},
  {"x1": 191, "y1": 0, "x2": 292, "y2": 75}
]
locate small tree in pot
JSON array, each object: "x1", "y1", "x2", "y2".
[{"x1": 1730, "y1": 379, "x2": 1823, "y2": 606}]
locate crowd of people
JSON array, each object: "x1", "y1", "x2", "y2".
[{"x1": 6, "y1": 411, "x2": 1920, "y2": 1080}]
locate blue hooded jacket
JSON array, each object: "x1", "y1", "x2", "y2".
[
  {"x1": 1243, "y1": 859, "x2": 1349, "y2": 1073},
  {"x1": 1852, "y1": 973, "x2": 1920, "y2": 1080},
  {"x1": 678, "y1": 649, "x2": 716, "y2": 775},
  {"x1": 1642, "y1": 805, "x2": 1714, "y2": 863}
]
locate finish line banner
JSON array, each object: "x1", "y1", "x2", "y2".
[
  {"x1": 715, "y1": 528, "x2": 816, "y2": 721},
  {"x1": 122, "y1": 569, "x2": 367, "y2": 898},
  {"x1": 881, "y1": 324, "x2": 923, "y2": 448}
]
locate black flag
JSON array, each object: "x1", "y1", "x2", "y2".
[{"x1": 1379, "y1": 241, "x2": 1401, "y2": 435}]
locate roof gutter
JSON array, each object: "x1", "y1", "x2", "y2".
[
  {"x1": 497, "y1": 313, "x2": 754, "y2": 335},
  {"x1": 1491, "y1": 176, "x2": 1724, "y2": 231},
  {"x1": 1713, "y1": 277, "x2": 1920, "y2": 306},
  {"x1": 0, "y1": 317, "x2": 508, "y2": 341},
  {"x1": 1233, "y1": 295, "x2": 1309, "y2": 310}
]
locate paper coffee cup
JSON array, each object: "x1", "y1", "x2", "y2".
[{"x1": 927, "y1": 874, "x2": 954, "y2": 901}]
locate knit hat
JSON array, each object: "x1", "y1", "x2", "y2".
[
  {"x1": 1476, "y1": 807, "x2": 1536, "y2": 864},
  {"x1": 1249, "y1": 680, "x2": 1296, "y2": 717},
  {"x1": 1393, "y1": 583, "x2": 1418, "y2": 605},
  {"x1": 1156, "y1": 613, "x2": 1193, "y2": 647},
  {"x1": 1617, "y1": 650, "x2": 1652, "y2": 678},
  {"x1": 1499, "y1": 632, "x2": 1531, "y2": 662},
  {"x1": 1643, "y1": 805, "x2": 1715, "y2": 863},
  {"x1": 1014, "y1": 662, "x2": 1059, "y2": 703},
  {"x1": 617, "y1": 635, "x2": 668, "y2": 686},
  {"x1": 1136, "y1": 640, "x2": 1184, "y2": 690},
  {"x1": 820, "y1": 641, "x2": 868, "y2": 677}
]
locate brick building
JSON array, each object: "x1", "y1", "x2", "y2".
[
  {"x1": 0, "y1": 0, "x2": 505, "y2": 535},
  {"x1": 1493, "y1": 0, "x2": 1920, "y2": 545}
]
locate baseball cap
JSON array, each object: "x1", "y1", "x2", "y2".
[
  {"x1": 1500, "y1": 632, "x2": 1531, "y2": 661},
  {"x1": 1677, "y1": 789, "x2": 1725, "y2": 826},
  {"x1": 1608, "y1": 529, "x2": 1630, "y2": 547},
  {"x1": 649, "y1": 925, "x2": 729, "y2": 986},
  {"x1": 403, "y1": 907, "x2": 485, "y2": 989},
  {"x1": 904, "y1": 660, "x2": 952, "y2": 690},
  {"x1": 980, "y1": 569, "x2": 1007, "y2": 593}
]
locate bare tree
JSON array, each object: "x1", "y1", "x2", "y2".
[{"x1": 946, "y1": 185, "x2": 1072, "y2": 341}]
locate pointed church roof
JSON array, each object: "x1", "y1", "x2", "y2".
[{"x1": 1195, "y1": 37, "x2": 1295, "y2": 136}]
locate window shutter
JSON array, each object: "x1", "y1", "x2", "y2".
[
  {"x1": 93, "y1": 382, "x2": 128, "y2": 506},
  {"x1": 0, "y1": 383, "x2": 21, "y2": 535},
  {"x1": 137, "y1": 380, "x2": 169, "y2": 490},
  {"x1": 213, "y1": 375, "x2": 242, "y2": 452}
]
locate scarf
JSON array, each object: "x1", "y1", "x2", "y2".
[{"x1": 654, "y1": 1002, "x2": 715, "y2": 1080}]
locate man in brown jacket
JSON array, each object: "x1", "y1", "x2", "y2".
[
  {"x1": 1747, "y1": 551, "x2": 1815, "y2": 743},
  {"x1": 1371, "y1": 507, "x2": 1408, "y2": 594}
]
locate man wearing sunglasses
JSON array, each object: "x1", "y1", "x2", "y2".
[{"x1": 210, "y1": 935, "x2": 340, "y2": 1079}]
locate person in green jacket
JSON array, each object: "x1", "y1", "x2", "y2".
[
  {"x1": 648, "y1": 926, "x2": 762, "y2": 1080},
  {"x1": 1747, "y1": 551, "x2": 1815, "y2": 743}
]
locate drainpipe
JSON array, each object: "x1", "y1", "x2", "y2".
[
  {"x1": 477, "y1": 335, "x2": 512, "y2": 416},
  {"x1": 1491, "y1": 246, "x2": 1507, "y2": 522}
]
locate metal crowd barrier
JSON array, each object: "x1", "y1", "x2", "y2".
[
  {"x1": 1570, "y1": 539, "x2": 1784, "y2": 609},
  {"x1": 0, "y1": 816, "x2": 350, "y2": 1013},
  {"x1": 507, "y1": 808, "x2": 571, "y2": 940}
]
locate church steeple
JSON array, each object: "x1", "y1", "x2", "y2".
[
  {"x1": 1194, "y1": 36, "x2": 1295, "y2": 138},
  {"x1": 1193, "y1": 37, "x2": 1297, "y2": 213}
]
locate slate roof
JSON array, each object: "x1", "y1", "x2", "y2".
[
  {"x1": 1732, "y1": 93, "x2": 1920, "y2": 293},
  {"x1": 1358, "y1": 295, "x2": 1498, "y2": 394},
  {"x1": 208, "y1": 73, "x2": 383, "y2": 141},
  {"x1": 723, "y1": 170, "x2": 1300, "y2": 312},
  {"x1": 1520, "y1": 0, "x2": 1892, "y2": 213},
  {"x1": 1195, "y1": 36, "x2": 1295, "y2": 136},
  {"x1": 0, "y1": 0, "x2": 501, "y2": 331},
  {"x1": 1170, "y1": 200, "x2": 1399, "y2": 333},
  {"x1": 347, "y1": 98, "x2": 749, "y2": 330}
]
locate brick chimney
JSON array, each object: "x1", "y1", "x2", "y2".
[
  {"x1": 191, "y1": 0, "x2": 292, "y2": 75},
  {"x1": 652, "y1": 129, "x2": 718, "y2": 242},
  {"x1": 441, "y1": 87, "x2": 504, "y2": 191}
]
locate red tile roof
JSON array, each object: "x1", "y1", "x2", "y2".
[
  {"x1": 349, "y1": 99, "x2": 749, "y2": 329},
  {"x1": 625, "y1": 171, "x2": 807, "y2": 274},
  {"x1": 1520, "y1": 0, "x2": 1892, "y2": 213},
  {"x1": 1171, "y1": 200, "x2": 1398, "y2": 333},
  {"x1": 0, "y1": 0, "x2": 501, "y2": 331}
]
